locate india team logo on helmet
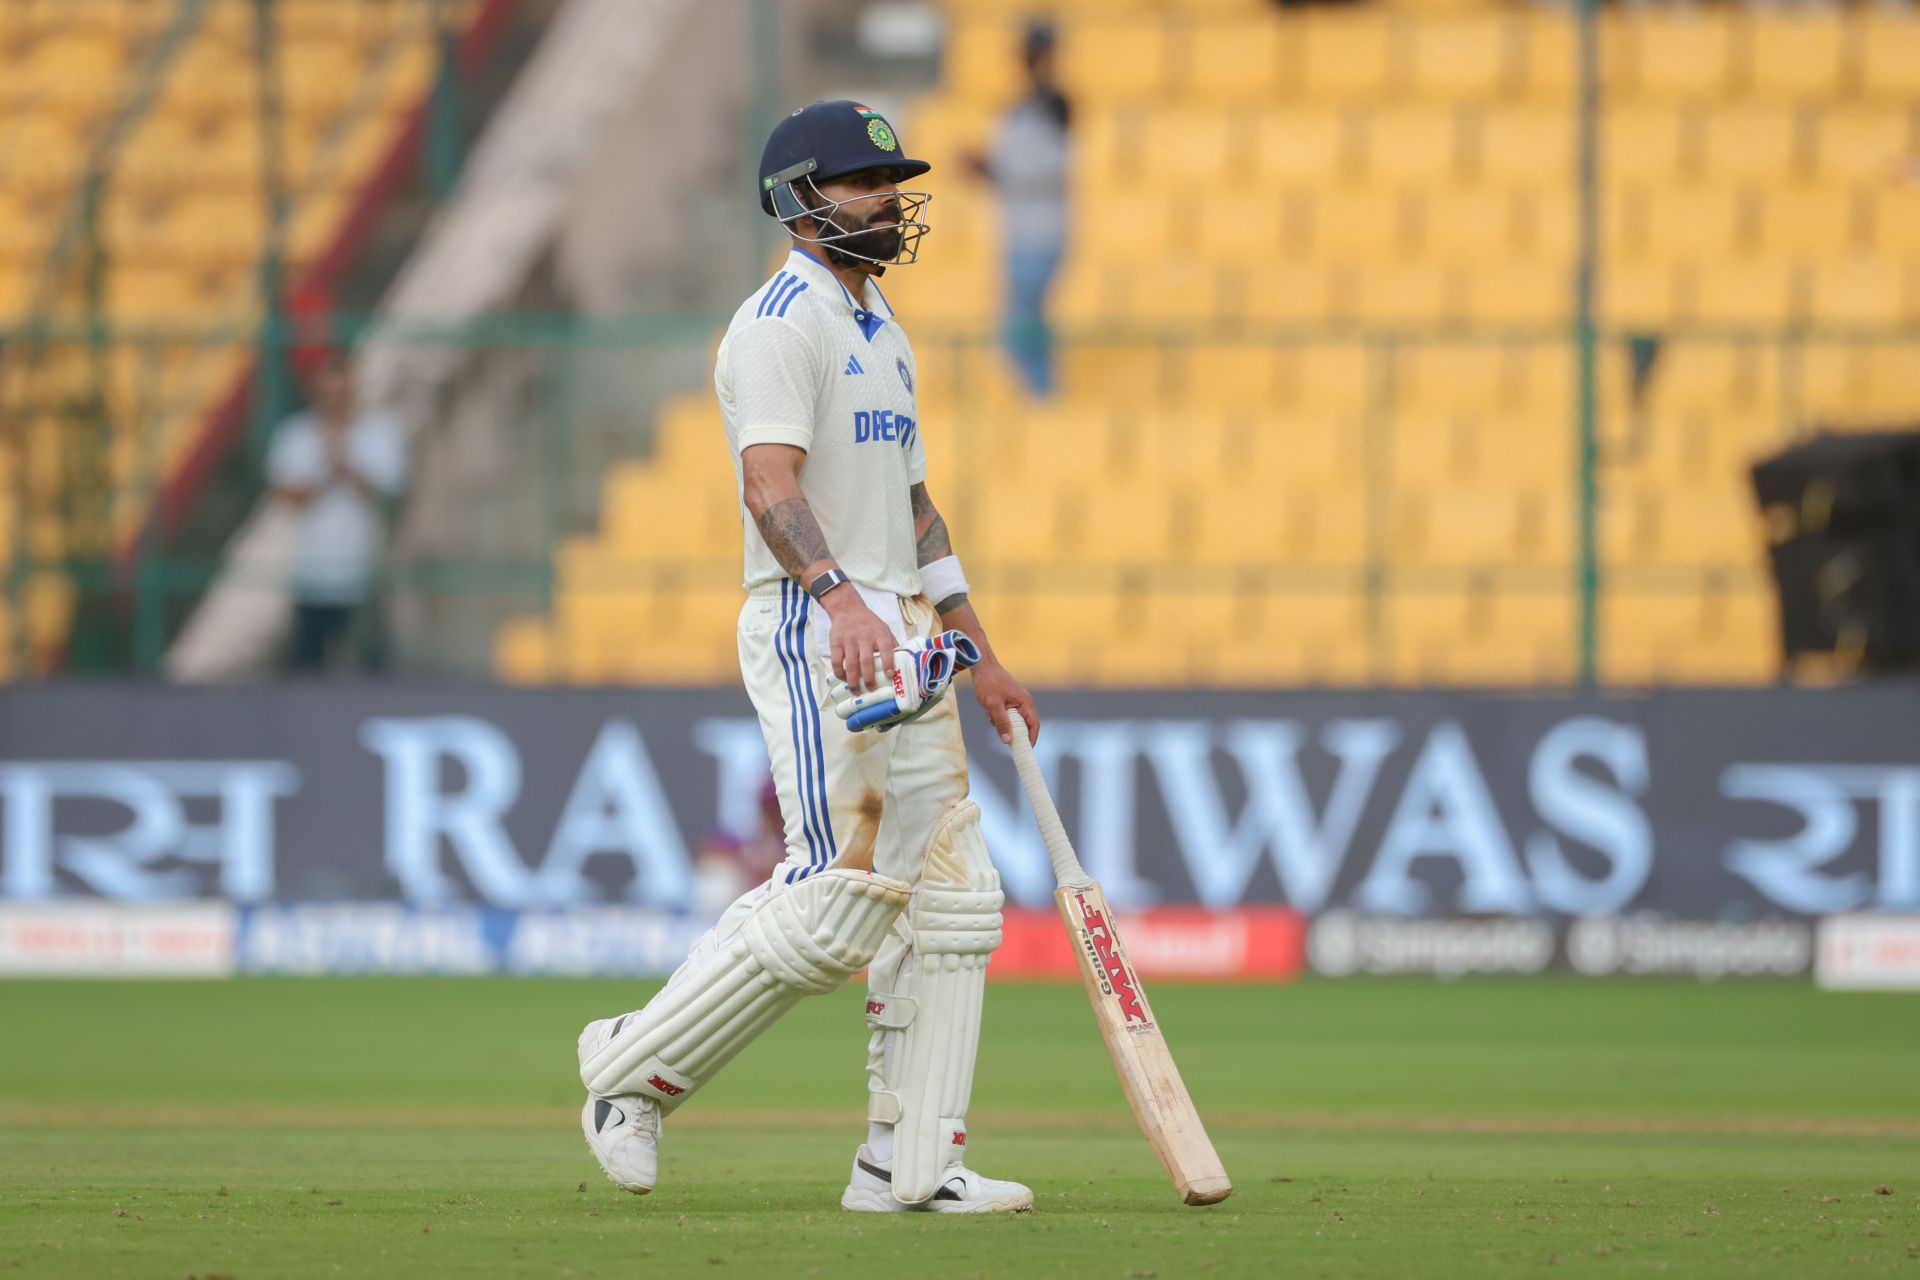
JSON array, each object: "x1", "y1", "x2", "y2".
[
  {"x1": 854, "y1": 104, "x2": 899, "y2": 153},
  {"x1": 758, "y1": 100, "x2": 935, "y2": 265}
]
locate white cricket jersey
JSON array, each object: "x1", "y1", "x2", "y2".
[{"x1": 716, "y1": 245, "x2": 927, "y2": 596}]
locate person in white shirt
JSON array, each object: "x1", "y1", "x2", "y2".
[
  {"x1": 575, "y1": 100, "x2": 1040, "y2": 1214},
  {"x1": 266, "y1": 352, "x2": 408, "y2": 673},
  {"x1": 970, "y1": 21, "x2": 1070, "y2": 396}
]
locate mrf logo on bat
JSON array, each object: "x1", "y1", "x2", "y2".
[{"x1": 1073, "y1": 893, "x2": 1150, "y2": 1027}]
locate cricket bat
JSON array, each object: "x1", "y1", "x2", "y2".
[{"x1": 1003, "y1": 708, "x2": 1233, "y2": 1207}]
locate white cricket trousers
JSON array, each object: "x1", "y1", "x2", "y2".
[
  {"x1": 663, "y1": 581, "x2": 969, "y2": 972},
  {"x1": 737, "y1": 579, "x2": 969, "y2": 889}
]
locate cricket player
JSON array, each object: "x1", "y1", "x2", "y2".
[{"x1": 576, "y1": 100, "x2": 1040, "y2": 1214}]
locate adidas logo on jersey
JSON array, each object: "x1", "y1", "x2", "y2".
[{"x1": 843, "y1": 355, "x2": 864, "y2": 376}]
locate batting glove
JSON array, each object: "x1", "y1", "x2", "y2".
[{"x1": 830, "y1": 631, "x2": 982, "y2": 733}]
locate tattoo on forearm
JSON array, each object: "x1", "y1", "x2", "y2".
[
  {"x1": 755, "y1": 497, "x2": 832, "y2": 578},
  {"x1": 909, "y1": 483, "x2": 953, "y2": 567},
  {"x1": 934, "y1": 591, "x2": 969, "y2": 614}
]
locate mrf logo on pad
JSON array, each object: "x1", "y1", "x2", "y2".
[
  {"x1": 1074, "y1": 894, "x2": 1148, "y2": 1026},
  {"x1": 646, "y1": 1074, "x2": 686, "y2": 1098}
]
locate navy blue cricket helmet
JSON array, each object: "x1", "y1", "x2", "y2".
[{"x1": 758, "y1": 100, "x2": 933, "y2": 265}]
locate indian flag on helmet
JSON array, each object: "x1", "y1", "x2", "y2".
[{"x1": 854, "y1": 104, "x2": 899, "y2": 152}]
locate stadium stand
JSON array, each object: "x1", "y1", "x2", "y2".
[
  {"x1": 483, "y1": 1, "x2": 1920, "y2": 688},
  {"x1": 0, "y1": 0, "x2": 465, "y2": 677}
]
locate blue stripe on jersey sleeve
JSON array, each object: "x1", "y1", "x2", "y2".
[
  {"x1": 774, "y1": 281, "x2": 809, "y2": 317},
  {"x1": 756, "y1": 272, "x2": 791, "y2": 319}
]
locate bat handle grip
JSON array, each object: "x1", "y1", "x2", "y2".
[{"x1": 1005, "y1": 708, "x2": 1093, "y2": 889}]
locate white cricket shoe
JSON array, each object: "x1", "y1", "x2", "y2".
[
  {"x1": 581, "y1": 1091, "x2": 660, "y2": 1194},
  {"x1": 840, "y1": 1144, "x2": 1034, "y2": 1214}
]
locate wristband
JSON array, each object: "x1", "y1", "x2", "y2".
[
  {"x1": 805, "y1": 567, "x2": 850, "y2": 601},
  {"x1": 919, "y1": 555, "x2": 968, "y2": 606}
]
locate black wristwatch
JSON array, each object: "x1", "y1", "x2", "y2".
[{"x1": 805, "y1": 567, "x2": 850, "y2": 601}]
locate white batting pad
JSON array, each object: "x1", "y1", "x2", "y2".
[
  {"x1": 580, "y1": 868, "x2": 911, "y2": 1110},
  {"x1": 864, "y1": 800, "x2": 1004, "y2": 1203}
]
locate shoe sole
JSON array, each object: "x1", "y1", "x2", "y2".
[
  {"x1": 840, "y1": 1186, "x2": 1033, "y2": 1214},
  {"x1": 579, "y1": 1099, "x2": 653, "y2": 1196}
]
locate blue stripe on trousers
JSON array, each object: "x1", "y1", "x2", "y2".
[
  {"x1": 791, "y1": 586, "x2": 837, "y2": 868},
  {"x1": 773, "y1": 581, "x2": 822, "y2": 876}
]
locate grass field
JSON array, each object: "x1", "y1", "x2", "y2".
[{"x1": 2, "y1": 977, "x2": 1916, "y2": 1278}]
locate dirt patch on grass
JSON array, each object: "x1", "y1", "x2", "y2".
[{"x1": 4, "y1": 1102, "x2": 1917, "y2": 1139}]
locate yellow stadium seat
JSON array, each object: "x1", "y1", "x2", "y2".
[
  {"x1": 975, "y1": 482, "x2": 1071, "y2": 564},
  {"x1": 1131, "y1": 414, "x2": 1234, "y2": 483},
  {"x1": 1406, "y1": 15, "x2": 1513, "y2": 100},
  {"x1": 1178, "y1": 344, "x2": 1277, "y2": 410},
  {"x1": 1389, "y1": 414, "x2": 1476, "y2": 488},
  {"x1": 1312, "y1": 186, "x2": 1409, "y2": 263},
  {"x1": 1230, "y1": 263, "x2": 1337, "y2": 324},
  {"x1": 941, "y1": 19, "x2": 1022, "y2": 104},
  {"x1": 1860, "y1": 343, "x2": 1920, "y2": 421},
  {"x1": 1300, "y1": 11, "x2": 1397, "y2": 101},
  {"x1": 1465, "y1": 262, "x2": 1571, "y2": 325},
  {"x1": 1290, "y1": 491, "x2": 1368, "y2": 563},
  {"x1": 1519, "y1": 348, "x2": 1576, "y2": 419},
  {"x1": 1182, "y1": 18, "x2": 1285, "y2": 103},
  {"x1": 1113, "y1": 260, "x2": 1227, "y2": 323},
  {"x1": 1421, "y1": 185, "x2": 1516, "y2": 261},
  {"x1": 1354, "y1": 262, "x2": 1463, "y2": 324},
  {"x1": 1859, "y1": 10, "x2": 1920, "y2": 99},
  {"x1": 1792, "y1": 341, "x2": 1871, "y2": 426},
  {"x1": 1476, "y1": 107, "x2": 1573, "y2": 184},
  {"x1": 1060, "y1": 22, "x2": 1172, "y2": 101},
  {"x1": 1484, "y1": 590, "x2": 1579, "y2": 684},
  {"x1": 1603, "y1": 108, "x2": 1692, "y2": 184},
  {"x1": 1385, "y1": 488, "x2": 1494, "y2": 566},
  {"x1": 1019, "y1": 406, "x2": 1121, "y2": 481},
  {"x1": 1598, "y1": 592, "x2": 1695, "y2": 685},
  {"x1": 1201, "y1": 589, "x2": 1369, "y2": 687},
  {"x1": 1692, "y1": 262, "x2": 1802, "y2": 327},
  {"x1": 1515, "y1": 11, "x2": 1637, "y2": 100},
  {"x1": 1142, "y1": 108, "x2": 1239, "y2": 184},
  {"x1": 1251, "y1": 108, "x2": 1353, "y2": 184},
  {"x1": 1399, "y1": 342, "x2": 1515, "y2": 414},
  {"x1": 280, "y1": 42, "x2": 365, "y2": 120},
  {"x1": 0, "y1": 266, "x2": 29, "y2": 319},
  {"x1": 1058, "y1": 344, "x2": 1176, "y2": 411},
  {"x1": 1240, "y1": 415, "x2": 1365, "y2": 490},
  {"x1": 494, "y1": 616, "x2": 555, "y2": 685},
  {"x1": 1365, "y1": 106, "x2": 1465, "y2": 184},
  {"x1": 1599, "y1": 263, "x2": 1679, "y2": 327},
  {"x1": 1385, "y1": 588, "x2": 1577, "y2": 686},
  {"x1": 1700, "y1": 107, "x2": 1804, "y2": 184},
  {"x1": 1279, "y1": 342, "x2": 1372, "y2": 414},
  {"x1": 1186, "y1": 479, "x2": 1293, "y2": 565},
  {"x1": 1650, "y1": 489, "x2": 1763, "y2": 567},
  {"x1": 1385, "y1": 591, "x2": 1476, "y2": 685},
  {"x1": 1873, "y1": 188, "x2": 1920, "y2": 258},
  {"x1": 1640, "y1": 185, "x2": 1749, "y2": 264},
  {"x1": 1814, "y1": 107, "x2": 1911, "y2": 183},
  {"x1": 1608, "y1": 586, "x2": 1778, "y2": 686},
  {"x1": 1809, "y1": 260, "x2": 1911, "y2": 327},
  {"x1": 1743, "y1": 12, "x2": 1846, "y2": 101},
  {"x1": 1647, "y1": 342, "x2": 1771, "y2": 418},
  {"x1": 23, "y1": 31, "x2": 125, "y2": 114},
  {"x1": 1758, "y1": 185, "x2": 1860, "y2": 262},
  {"x1": 1632, "y1": 13, "x2": 1736, "y2": 100}
]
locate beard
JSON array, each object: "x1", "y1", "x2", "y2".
[{"x1": 820, "y1": 201, "x2": 905, "y2": 262}]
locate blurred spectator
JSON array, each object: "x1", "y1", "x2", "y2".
[
  {"x1": 267, "y1": 352, "x2": 408, "y2": 674},
  {"x1": 970, "y1": 19, "x2": 1071, "y2": 396},
  {"x1": 689, "y1": 777, "x2": 789, "y2": 916}
]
